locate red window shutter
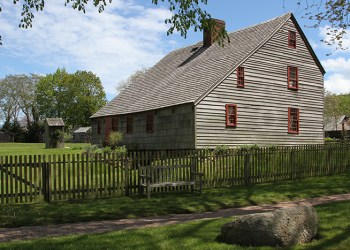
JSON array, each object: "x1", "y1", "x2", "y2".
[
  {"x1": 105, "y1": 116, "x2": 112, "y2": 142},
  {"x1": 146, "y1": 112, "x2": 154, "y2": 133},
  {"x1": 112, "y1": 117, "x2": 118, "y2": 131},
  {"x1": 126, "y1": 116, "x2": 133, "y2": 134}
]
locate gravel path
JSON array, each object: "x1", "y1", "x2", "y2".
[{"x1": 1, "y1": 193, "x2": 350, "y2": 243}]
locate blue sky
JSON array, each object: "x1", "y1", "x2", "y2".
[{"x1": 1, "y1": 0, "x2": 349, "y2": 100}]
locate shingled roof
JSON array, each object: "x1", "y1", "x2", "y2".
[{"x1": 92, "y1": 13, "x2": 324, "y2": 118}]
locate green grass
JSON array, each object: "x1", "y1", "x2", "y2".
[
  {"x1": 1, "y1": 173, "x2": 350, "y2": 228},
  {"x1": 0, "y1": 143, "x2": 90, "y2": 156},
  {"x1": 1, "y1": 200, "x2": 350, "y2": 249}
]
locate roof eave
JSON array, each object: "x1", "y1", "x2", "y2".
[{"x1": 290, "y1": 13, "x2": 326, "y2": 75}]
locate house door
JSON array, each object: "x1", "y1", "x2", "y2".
[{"x1": 105, "y1": 116, "x2": 112, "y2": 144}]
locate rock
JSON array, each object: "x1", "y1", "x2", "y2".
[{"x1": 216, "y1": 206, "x2": 318, "y2": 247}]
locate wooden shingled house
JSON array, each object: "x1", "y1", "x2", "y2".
[{"x1": 91, "y1": 13, "x2": 325, "y2": 149}]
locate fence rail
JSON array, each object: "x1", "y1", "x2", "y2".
[{"x1": 0, "y1": 143, "x2": 350, "y2": 204}]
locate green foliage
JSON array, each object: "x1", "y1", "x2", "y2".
[
  {"x1": 325, "y1": 137, "x2": 337, "y2": 142},
  {"x1": 63, "y1": 132, "x2": 73, "y2": 143},
  {"x1": 213, "y1": 144, "x2": 229, "y2": 156},
  {"x1": 108, "y1": 131, "x2": 123, "y2": 149},
  {"x1": 324, "y1": 91, "x2": 350, "y2": 126},
  {"x1": 36, "y1": 68, "x2": 107, "y2": 128},
  {"x1": 114, "y1": 145, "x2": 127, "y2": 157},
  {"x1": 301, "y1": 0, "x2": 350, "y2": 50}
]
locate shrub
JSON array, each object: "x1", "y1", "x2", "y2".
[
  {"x1": 108, "y1": 131, "x2": 123, "y2": 149},
  {"x1": 64, "y1": 132, "x2": 73, "y2": 142},
  {"x1": 115, "y1": 145, "x2": 128, "y2": 157},
  {"x1": 102, "y1": 146, "x2": 112, "y2": 154},
  {"x1": 214, "y1": 145, "x2": 229, "y2": 156}
]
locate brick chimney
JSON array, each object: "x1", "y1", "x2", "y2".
[{"x1": 203, "y1": 18, "x2": 226, "y2": 47}]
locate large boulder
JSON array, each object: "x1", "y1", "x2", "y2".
[{"x1": 216, "y1": 206, "x2": 318, "y2": 247}]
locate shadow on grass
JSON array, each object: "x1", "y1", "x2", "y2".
[{"x1": 1, "y1": 173, "x2": 350, "y2": 228}]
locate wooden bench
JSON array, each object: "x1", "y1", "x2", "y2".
[{"x1": 138, "y1": 165, "x2": 203, "y2": 199}]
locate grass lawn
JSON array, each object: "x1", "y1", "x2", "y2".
[
  {"x1": 1, "y1": 200, "x2": 350, "y2": 249},
  {"x1": 1, "y1": 173, "x2": 350, "y2": 228},
  {"x1": 0, "y1": 143, "x2": 90, "y2": 156}
]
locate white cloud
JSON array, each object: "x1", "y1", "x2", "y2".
[
  {"x1": 322, "y1": 57, "x2": 350, "y2": 94},
  {"x1": 0, "y1": 0, "x2": 176, "y2": 96}
]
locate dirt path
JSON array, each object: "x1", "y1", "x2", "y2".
[{"x1": 1, "y1": 193, "x2": 350, "y2": 243}]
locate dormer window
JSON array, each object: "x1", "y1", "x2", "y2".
[
  {"x1": 287, "y1": 66, "x2": 298, "y2": 90},
  {"x1": 237, "y1": 67, "x2": 245, "y2": 88},
  {"x1": 288, "y1": 31, "x2": 296, "y2": 48}
]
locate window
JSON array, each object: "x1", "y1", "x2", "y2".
[
  {"x1": 126, "y1": 116, "x2": 133, "y2": 134},
  {"x1": 288, "y1": 31, "x2": 296, "y2": 48},
  {"x1": 225, "y1": 104, "x2": 237, "y2": 127},
  {"x1": 97, "y1": 119, "x2": 102, "y2": 134},
  {"x1": 146, "y1": 112, "x2": 154, "y2": 133},
  {"x1": 237, "y1": 67, "x2": 245, "y2": 87},
  {"x1": 112, "y1": 117, "x2": 118, "y2": 131},
  {"x1": 287, "y1": 66, "x2": 298, "y2": 90},
  {"x1": 288, "y1": 107, "x2": 299, "y2": 134}
]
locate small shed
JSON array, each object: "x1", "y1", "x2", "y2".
[
  {"x1": 73, "y1": 127, "x2": 92, "y2": 143},
  {"x1": 45, "y1": 118, "x2": 65, "y2": 148},
  {"x1": 324, "y1": 116, "x2": 350, "y2": 139},
  {"x1": 0, "y1": 130, "x2": 14, "y2": 142}
]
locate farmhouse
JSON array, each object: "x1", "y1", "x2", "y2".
[{"x1": 91, "y1": 13, "x2": 325, "y2": 149}]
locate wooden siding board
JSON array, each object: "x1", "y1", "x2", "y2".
[{"x1": 195, "y1": 19, "x2": 324, "y2": 147}]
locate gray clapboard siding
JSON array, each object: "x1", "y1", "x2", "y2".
[{"x1": 195, "y1": 19, "x2": 324, "y2": 148}]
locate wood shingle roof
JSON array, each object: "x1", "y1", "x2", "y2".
[{"x1": 91, "y1": 13, "x2": 323, "y2": 118}]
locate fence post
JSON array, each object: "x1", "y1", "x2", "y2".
[
  {"x1": 124, "y1": 157, "x2": 130, "y2": 196},
  {"x1": 327, "y1": 148, "x2": 333, "y2": 175},
  {"x1": 290, "y1": 150, "x2": 295, "y2": 180},
  {"x1": 42, "y1": 162, "x2": 51, "y2": 202},
  {"x1": 244, "y1": 151, "x2": 251, "y2": 185}
]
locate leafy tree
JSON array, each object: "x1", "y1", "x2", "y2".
[
  {"x1": 36, "y1": 68, "x2": 107, "y2": 129},
  {"x1": 292, "y1": 0, "x2": 349, "y2": 50},
  {"x1": 324, "y1": 90, "x2": 350, "y2": 127},
  {"x1": 0, "y1": 77, "x2": 20, "y2": 125}
]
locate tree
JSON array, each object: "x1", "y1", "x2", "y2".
[
  {"x1": 36, "y1": 68, "x2": 107, "y2": 129},
  {"x1": 0, "y1": 0, "x2": 229, "y2": 46},
  {"x1": 324, "y1": 90, "x2": 350, "y2": 128},
  {"x1": 116, "y1": 68, "x2": 149, "y2": 93},
  {"x1": 292, "y1": 0, "x2": 349, "y2": 50}
]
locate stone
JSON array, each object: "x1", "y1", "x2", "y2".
[{"x1": 216, "y1": 206, "x2": 318, "y2": 247}]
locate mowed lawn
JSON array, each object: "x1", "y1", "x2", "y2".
[
  {"x1": 0, "y1": 143, "x2": 90, "y2": 156},
  {"x1": 1, "y1": 200, "x2": 350, "y2": 250}
]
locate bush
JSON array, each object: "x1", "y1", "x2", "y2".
[
  {"x1": 64, "y1": 132, "x2": 73, "y2": 142},
  {"x1": 214, "y1": 144, "x2": 229, "y2": 156},
  {"x1": 115, "y1": 145, "x2": 128, "y2": 157},
  {"x1": 108, "y1": 131, "x2": 123, "y2": 149}
]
